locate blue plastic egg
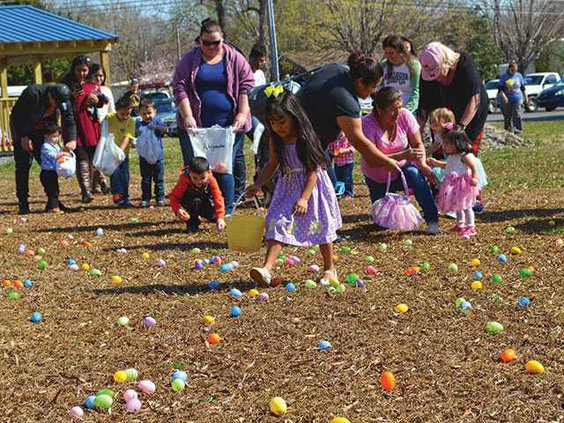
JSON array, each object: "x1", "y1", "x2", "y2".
[
  {"x1": 208, "y1": 280, "x2": 220, "y2": 290},
  {"x1": 230, "y1": 305, "x2": 242, "y2": 317},
  {"x1": 219, "y1": 264, "x2": 230, "y2": 272},
  {"x1": 473, "y1": 271, "x2": 483, "y2": 280},
  {"x1": 203, "y1": 258, "x2": 210, "y2": 265},
  {"x1": 317, "y1": 340, "x2": 332, "y2": 351},
  {"x1": 67, "y1": 258, "x2": 77, "y2": 266},
  {"x1": 30, "y1": 312, "x2": 42, "y2": 323},
  {"x1": 84, "y1": 395, "x2": 96, "y2": 409},
  {"x1": 194, "y1": 260, "x2": 204, "y2": 270},
  {"x1": 517, "y1": 297, "x2": 531, "y2": 308},
  {"x1": 171, "y1": 370, "x2": 189, "y2": 382},
  {"x1": 95, "y1": 227, "x2": 104, "y2": 236},
  {"x1": 285, "y1": 283, "x2": 296, "y2": 292},
  {"x1": 459, "y1": 301, "x2": 472, "y2": 311},
  {"x1": 229, "y1": 288, "x2": 243, "y2": 298},
  {"x1": 497, "y1": 254, "x2": 507, "y2": 263},
  {"x1": 23, "y1": 279, "x2": 33, "y2": 288}
]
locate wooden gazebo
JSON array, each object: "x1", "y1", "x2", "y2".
[{"x1": 0, "y1": 5, "x2": 118, "y2": 146}]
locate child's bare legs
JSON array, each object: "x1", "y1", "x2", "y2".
[
  {"x1": 319, "y1": 243, "x2": 337, "y2": 284},
  {"x1": 263, "y1": 240, "x2": 283, "y2": 272}
]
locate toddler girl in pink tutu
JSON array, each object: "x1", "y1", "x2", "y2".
[{"x1": 430, "y1": 124, "x2": 482, "y2": 237}]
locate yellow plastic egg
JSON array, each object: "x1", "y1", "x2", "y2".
[
  {"x1": 471, "y1": 281, "x2": 483, "y2": 291},
  {"x1": 269, "y1": 396, "x2": 287, "y2": 416},
  {"x1": 510, "y1": 246, "x2": 522, "y2": 255},
  {"x1": 471, "y1": 258, "x2": 480, "y2": 266},
  {"x1": 113, "y1": 370, "x2": 128, "y2": 383},
  {"x1": 248, "y1": 288, "x2": 259, "y2": 297},
  {"x1": 330, "y1": 418, "x2": 351, "y2": 423},
  {"x1": 111, "y1": 275, "x2": 123, "y2": 284},
  {"x1": 81, "y1": 263, "x2": 90, "y2": 271},
  {"x1": 525, "y1": 360, "x2": 545, "y2": 374},
  {"x1": 394, "y1": 303, "x2": 409, "y2": 314},
  {"x1": 141, "y1": 252, "x2": 150, "y2": 260},
  {"x1": 203, "y1": 315, "x2": 215, "y2": 325},
  {"x1": 329, "y1": 277, "x2": 340, "y2": 287}
]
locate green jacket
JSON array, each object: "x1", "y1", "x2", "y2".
[{"x1": 380, "y1": 58, "x2": 421, "y2": 113}]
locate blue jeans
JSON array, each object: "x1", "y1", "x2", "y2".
[
  {"x1": 110, "y1": 156, "x2": 130, "y2": 203},
  {"x1": 335, "y1": 162, "x2": 354, "y2": 197},
  {"x1": 364, "y1": 163, "x2": 438, "y2": 223},
  {"x1": 325, "y1": 149, "x2": 337, "y2": 188},
  {"x1": 178, "y1": 128, "x2": 236, "y2": 215},
  {"x1": 139, "y1": 157, "x2": 165, "y2": 202}
]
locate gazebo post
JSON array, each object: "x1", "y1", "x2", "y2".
[
  {"x1": 33, "y1": 57, "x2": 43, "y2": 84},
  {"x1": 0, "y1": 59, "x2": 8, "y2": 99},
  {"x1": 100, "y1": 51, "x2": 111, "y2": 86}
]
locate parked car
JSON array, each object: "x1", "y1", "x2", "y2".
[
  {"x1": 484, "y1": 79, "x2": 500, "y2": 113},
  {"x1": 523, "y1": 72, "x2": 560, "y2": 112},
  {"x1": 155, "y1": 99, "x2": 178, "y2": 137},
  {"x1": 536, "y1": 79, "x2": 564, "y2": 112},
  {"x1": 140, "y1": 89, "x2": 172, "y2": 103}
]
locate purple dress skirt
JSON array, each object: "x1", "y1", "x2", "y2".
[{"x1": 265, "y1": 144, "x2": 342, "y2": 246}]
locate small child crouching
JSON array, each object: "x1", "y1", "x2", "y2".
[{"x1": 169, "y1": 157, "x2": 227, "y2": 233}]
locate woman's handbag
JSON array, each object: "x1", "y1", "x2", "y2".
[{"x1": 370, "y1": 171, "x2": 423, "y2": 231}]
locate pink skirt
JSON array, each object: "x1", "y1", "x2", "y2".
[{"x1": 438, "y1": 171, "x2": 479, "y2": 213}]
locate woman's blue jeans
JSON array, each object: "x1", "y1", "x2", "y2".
[
  {"x1": 179, "y1": 128, "x2": 241, "y2": 215},
  {"x1": 364, "y1": 163, "x2": 438, "y2": 224}
]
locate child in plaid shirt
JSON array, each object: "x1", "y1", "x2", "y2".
[{"x1": 328, "y1": 133, "x2": 355, "y2": 198}]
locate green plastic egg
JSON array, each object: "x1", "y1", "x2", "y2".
[
  {"x1": 117, "y1": 316, "x2": 129, "y2": 326},
  {"x1": 491, "y1": 274, "x2": 503, "y2": 283},
  {"x1": 130, "y1": 217, "x2": 139, "y2": 223},
  {"x1": 448, "y1": 263, "x2": 458, "y2": 272},
  {"x1": 335, "y1": 284, "x2": 346, "y2": 294},
  {"x1": 455, "y1": 297, "x2": 466, "y2": 308},
  {"x1": 345, "y1": 273, "x2": 359, "y2": 284},
  {"x1": 519, "y1": 268, "x2": 533, "y2": 277},
  {"x1": 90, "y1": 268, "x2": 102, "y2": 277},
  {"x1": 96, "y1": 389, "x2": 114, "y2": 397},
  {"x1": 379, "y1": 243, "x2": 388, "y2": 252},
  {"x1": 505, "y1": 226, "x2": 515, "y2": 234},
  {"x1": 306, "y1": 248, "x2": 316, "y2": 255},
  {"x1": 340, "y1": 246, "x2": 351, "y2": 254},
  {"x1": 38, "y1": 260, "x2": 49, "y2": 270},
  {"x1": 94, "y1": 394, "x2": 113, "y2": 408},
  {"x1": 403, "y1": 239, "x2": 413, "y2": 247},
  {"x1": 171, "y1": 378, "x2": 185, "y2": 392},
  {"x1": 420, "y1": 261, "x2": 430, "y2": 271},
  {"x1": 486, "y1": 321, "x2": 504, "y2": 333},
  {"x1": 366, "y1": 255, "x2": 375, "y2": 263},
  {"x1": 6, "y1": 291, "x2": 20, "y2": 299},
  {"x1": 37, "y1": 247, "x2": 46, "y2": 255},
  {"x1": 314, "y1": 244, "x2": 320, "y2": 251},
  {"x1": 304, "y1": 279, "x2": 317, "y2": 288},
  {"x1": 490, "y1": 245, "x2": 500, "y2": 254},
  {"x1": 125, "y1": 368, "x2": 138, "y2": 381},
  {"x1": 191, "y1": 247, "x2": 201, "y2": 254}
]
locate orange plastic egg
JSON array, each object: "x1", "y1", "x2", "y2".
[
  {"x1": 83, "y1": 241, "x2": 92, "y2": 247},
  {"x1": 500, "y1": 348, "x2": 517, "y2": 363},
  {"x1": 12, "y1": 280, "x2": 23, "y2": 289},
  {"x1": 207, "y1": 333, "x2": 220, "y2": 345},
  {"x1": 380, "y1": 370, "x2": 396, "y2": 392},
  {"x1": 2, "y1": 279, "x2": 12, "y2": 287}
]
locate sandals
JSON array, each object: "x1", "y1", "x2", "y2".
[
  {"x1": 250, "y1": 267, "x2": 272, "y2": 287},
  {"x1": 320, "y1": 270, "x2": 338, "y2": 286}
]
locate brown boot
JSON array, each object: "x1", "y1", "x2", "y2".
[
  {"x1": 95, "y1": 169, "x2": 110, "y2": 194},
  {"x1": 77, "y1": 160, "x2": 93, "y2": 203}
]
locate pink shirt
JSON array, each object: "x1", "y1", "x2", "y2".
[{"x1": 361, "y1": 108, "x2": 419, "y2": 183}]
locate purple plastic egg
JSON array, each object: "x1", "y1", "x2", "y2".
[
  {"x1": 69, "y1": 264, "x2": 79, "y2": 271},
  {"x1": 123, "y1": 389, "x2": 138, "y2": 402},
  {"x1": 194, "y1": 260, "x2": 204, "y2": 270},
  {"x1": 308, "y1": 264, "x2": 320, "y2": 273},
  {"x1": 156, "y1": 258, "x2": 166, "y2": 268},
  {"x1": 68, "y1": 406, "x2": 84, "y2": 418},
  {"x1": 355, "y1": 279, "x2": 365, "y2": 288},
  {"x1": 125, "y1": 398, "x2": 142, "y2": 413},
  {"x1": 256, "y1": 292, "x2": 269, "y2": 302},
  {"x1": 143, "y1": 316, "x2": 157, "y2": 328},
  {"x1": 138, "y1": 380, "x2": 156, "y2": 394}
]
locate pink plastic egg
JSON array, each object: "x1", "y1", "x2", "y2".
[
  {"x1": 69, "y1": 264, "x2": 79, "y2": 271},
  {"x1": 60, "y1": 240, "x2": 69, "y2": 248},
  {"x1": 125, "y1": 398, "x2": 142, "y2": 413},
  {"x1": 68, "y1": 406, "x2": 84, "y2": 418},
  {"x1": 308, "y1": 264, "x2": 320, "y2": 273},
  {"x1": 156, "y1": 258, "x2": 166, "y2": 268},
  {"x1": 123, "y1": 389, "x2": 138, "y2": 402},
  {"x1": 365, "y1": 265, "x2": 377, "y2": 275},
  {"x1": 138, "y1": 380, "x2": 156, "y2": 394},
  {"x1": 256, "y1": 292, "x2": 269, "y2": 302}
]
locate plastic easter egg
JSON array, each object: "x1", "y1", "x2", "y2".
[
  {"x1": 365, "y1": 265, "x2": 377, "y2": 275},
  {"x1": 420, "y1": 261, "x2": 430, "y2": 271},
  {"x1": 256, "y1": 292, "x2": 269, "y2": 302},
  {"x1": 208, "y1": 280, "x2": 220, "y2": 290},
  {"x1": 203, "y1": 258, "x2": 210, "y2": 265},
  {"x1": 130, "y1": 217, "x2": 139, "y2": 223},
  {"x1": 497, "y1": 254, "x2": 507, "y2": 263},
  {"x1": 207, "y1": 333, "x2": 220, "y2": 345},
  {"x1": 269, "y1": 397, "x2": 287, "y2": 416},
  {"x1": 111, "y1": 275, "x2": 123, "y2": 284},
  {"x1": 141, "y1": 252, "x2": 150, "y2": 260},
  {"x1": 355, "y1": 279, "x2": 365, "y2": 288},
  {"x1": 525, "y1": 360, "x2": 545, "y2": 374},
  {"x1": 36, "y1": 247, "x2": 46, "y2": 255},
  {"x1": 304, "y1": 279, "x2": 317, "y2": 289},
  {"x1": 317, "y1": 340, "x2": 332, "y2": 350},
  {"x1": 330, "y1": 418, "x2": 351, "y2": 423},
  {"x1": 455, "y1": 298, "x2": 466, "y2": 308},
  {"x1": 38, "y1": 259, "x2": 49, "y2": 270},
  {"x1": 6, "y1": 291, "x2": 19, "y2": 300},
  {"x1": 30, "y1": 312, "x2": 42, "y2": 323},
  {"x1": 379, "y1": 243, "x2": 388, "y2": 252},
  {"x1": 394, "y1": 303, "x2": 408, "y2": 314},
  {"x1": 335, "y1": 284, "x2": 346, "y2": 294},
  {"x1": 229, "y1": 288, "x2": 243, "y2": 298},
  {"x1": 125, "y1": 398, "x2": 142, "y2": 413},
  {"x1": 33, "y1": 255, "x2": 43, "y2": 263},
  {"x1": 114, "y1": 370, "x2": 128, "y2": 383},
  {"x1": 69, "y1": 264, "x2": 79, "y2": 271},
  {"x1": 60, "y1": 240, "x2": 69, "y2": 248},
  {"x1": 116, "y1": 248, "x2": 127, "y2": 253},
  {"x1": 123, "y1": 389, "x2": 138, "y2": 402},
  {"x1": 505, "y1": 226, "x2": 515, "y2": 234},
  {"x1": 172, "y1": 370, "x2": 188, "y2": 382},
  {"x1": 230, "y1": 305, "x2": 242, "y2": 317},
  {"x1": 459, "y1": 301, "x2": 472, "y2": 312},
  {"x1": 345, "y1": 273, "x2": 359, "y2": 284},
  {"x1": 308, "y1": 264, "x2": 320, "y2": 273},
  {"x1": 510, "y1": 246, "x2": 522, "y2": 255},
  {"x1": 219, "y1": 264, "x2": 231, "y2": 272},
  {"x1": 90, "y1": 268, "x2": 102, "y2": 277},
  {"x1": 248, "y1": 288, "x2": 259, "y2": 297},
  {"x1": 339, "y1": 246, "x2": 351, "y2": 254},
  {"x1": 448, "y1": 263, "x2": 458, "y2": 272},
  {"x1": 285, "y1": 283, "x2": 296, "y2": 292},
  {"x1": 23, "y1": 279, "x2": 33, "y2": 288},
  {"x1": 486, "y1": 321, "x2": 504, "y2": 333},
  {"x1": 473, "y1": 271, "x2": 483, "y2": 280},
  {"x1": 12, "y1": 280, "x2": 23, "y2": 289},
  {"x1": 271, "y1": 276, "x2": 282, "y2": 287},
  {"x1": 403, "y1": 239, "x2": 413, "y2": 247},
  {"x1": 66, "y1": 258, "x2": 76, "y2": 266},
  {"x1": 366, "y1": 255, "x2": 375, "y2": 262},
  {"x1": 94, "y1": 393, "x2": 113, "y2": 408},
  {"x1": 490, "y1": 245, "x2": 500, "y2": 254},
  {"x1": 125, "y1": 368, "x2": 138, "y2": 381},
  {"x1": 17, "y1": 244, "x2": 26, "y2": 254},
  {"x1": 171, "y1": 378, "x2": 186, "y2": 392},
  {"x1": 95, "y1": 228, "x2": 104, "y2": 236},
  {"x1": 2, "y1": 279, "x2": 11, "y2": 287},
  {"x1": 138, "y1": 380, "x2": 156, "y2": 394},
  {"x1": 156, "y1": 259, "x2": 166, "y2": 268},
  {"x1": 519, "y1": 268, "x2": 533, "y2": 277},
  {"x1": 231, "y1": 260, "x2": 240, "y2": 268},
  {"x1": 491, "y1": 274, "x2": 503, "y2": 284},
  {"x1": 471, "y1": 258, "x2": 480, "y2": 267},
  {"x1": 81, "y1": 263, "x2": 90, "y2": 271},
  {"x1": 380, "y1": 371, "x2": 396, "y2": 392},
  {"x1": 306, "y1": 248, "x2": 316, "y2": 255},
  {"x1": 25, "y1": 249, "x2": 35, "y2": 257},
  {"x1": 191, "y1": 247, "x2": 201, "y2": 254},
  {"x1": 5, "y1": 227, "x2": 13, "y2": 235},
  {"x1": 84, "y1": 394, "x2": 96, "y2": 409},
  {"x1": 471, "y1": 281, "x2": 483, "y2": 291},
  {"x1": 194, "y1": 260, "x2": 204, "y2": 270},
  {"x1": 96, "y1": 388, "x2": 114, "y2": 397},
  {"x1": 556, "y1": 238, "x2": 563, "y2": 247},
  {"x1": 500, "y1": 348, "x2": 517, "y2": 363},
  {"x1": 68, "y1": 406, "x2": 84, "y2": 419},
  {"x1": 143, "y1": 316, "x2": 157, "y2": 328},
  {"x1": 517, "y1": 297, "x2": 530, "y2": 308},
  {"x1": 203, "y1": 315, "x2": 215, "y2": 325},
  {"x1": 82, "y1": 241, "x2": 92, "y2": 248}
]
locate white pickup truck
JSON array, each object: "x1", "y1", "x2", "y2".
[{"x1": 523, "y1": 72, "x2": 560, "y2": 112}]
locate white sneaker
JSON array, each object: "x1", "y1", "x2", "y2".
[
  {"x1": 250, "y1": 267, "x2": 271, "y2": 286},
  {"x1": 426, "y1": 222, "x2": 441, "y2": 235}
]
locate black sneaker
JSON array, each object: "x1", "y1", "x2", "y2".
[
  {"x1": 18, "y1": 201, "x2": 30, "y2": 215},
  {"x1": 185, "y1": 224, "x2": 199, "y2": 233}
]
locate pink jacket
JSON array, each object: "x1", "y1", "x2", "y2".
[{"x1": 172, "y1": 43, "x2": 255, "y2": 133}]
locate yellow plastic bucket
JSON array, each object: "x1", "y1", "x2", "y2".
[{"x1": 226, "y1": 196, "x2": 265, "y2": 252}]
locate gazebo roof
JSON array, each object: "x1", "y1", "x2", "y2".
[{"x1": 0, "y1": 5, "x2": 118, "y2": 65}]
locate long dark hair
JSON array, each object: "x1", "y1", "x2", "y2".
[
  {"x1": 88, "y1": 63, "x2": 106, "y2": 86},
  {"x1": 60, "y1": 55, "x2": 92, "y2": 88},
  {"x1": 443, "y1": 125, "x2": 472, "y2": 154},
  {"x1": 347, "y1": 51, "x2": 383, "y2": 86},
  {"x1": 264, "y1": 90, "x2": 326, "y2": 175},
  {"x1": 382, "y1": 35, "x2": 417, "y2": 80}
]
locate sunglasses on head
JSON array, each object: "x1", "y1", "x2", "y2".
[{"x1": 201, "y1": 39, "x2": 222, "y2": 46}]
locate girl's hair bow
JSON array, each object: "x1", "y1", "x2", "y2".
[
  {"x1": 264, "y1": 84, "x2": 284, "y2": 98},
  {"x1": 442, "y1": 122, "x2": 455, "y2": 131}
]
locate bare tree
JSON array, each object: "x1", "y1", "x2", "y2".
[{"x1": 482, "y1": 0, "x2": 564, "y2": 71}]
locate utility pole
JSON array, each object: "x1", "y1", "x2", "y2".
[
  {"x1": 176, "y1": 27, "x2": 182, "y2": 61},
  {"x1": 267, "y1": 0, "x2": 279, "y2": 82}
]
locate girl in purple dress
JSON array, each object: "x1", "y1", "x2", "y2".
[{"x1": 246, "y1": 89, "x2": 342, "y2": 286}]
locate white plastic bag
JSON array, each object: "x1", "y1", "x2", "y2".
[
  {"x1": 56, "y1": 151, "x2": 76, "y2": 178},
  {"x1": 251, "y1": 122, "x2": 265, "y2": 155},
  {"x1": 136, "y1": 128, "x2": 161, "y2": 165},
  {"x1": 93, "y1": 120, "x2": 125, "y2": 175},
  {"x1": 188, "y1": 125, "x2": 235, "y2": 174}
]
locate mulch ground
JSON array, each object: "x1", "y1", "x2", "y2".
[{"x1": 0, "y1": 176, "x2": 562, "y2": 423}]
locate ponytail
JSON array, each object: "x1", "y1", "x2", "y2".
[{"x1": 347, "y1": 52, "x2": 383, "y2": 86}]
